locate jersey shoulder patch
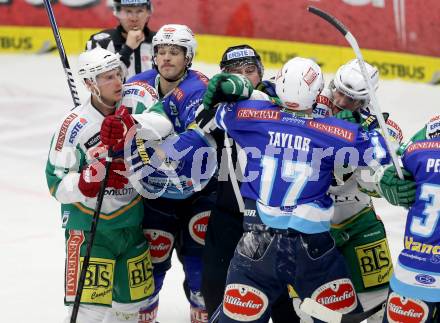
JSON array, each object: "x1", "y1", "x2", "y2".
[{"x1": 426, "y1": 115, "x2": 440, "y2": 139}]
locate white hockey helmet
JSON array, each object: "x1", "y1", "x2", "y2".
[
  {"x1": 333, "y1": 59, "x2": 379, "y2": 103},
  {"x1": 78, "y1": 47, "x2": 123, "y2": 84},
  {"x1": 275, "y1": 57, "x2": 324, "y2": 111},
  {"x1": 152, "y1": 24, "x2": 197, "y2": 67}
]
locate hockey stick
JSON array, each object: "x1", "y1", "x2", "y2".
[
  {"x1": 307, "y1": 6, "x2": 404, "y2": 180},
  {"x1": 41, "y1": 3, "x2": 116, "y2": 321},
  {"x1": 300, "y1": 297, "x2": 385, "y2": 323},
  {"x1": 224, "y1": 133, "x2": 245, "y2": 213},
  {"x1": 208, "y1": 303, "x2": 222, "y2": 323},
  {"x1": 42, "y1": 0, "x2": 81, "y2": 107},
  {"x1": 70, "y1": 150, "x2": 114, "y2": 323}
]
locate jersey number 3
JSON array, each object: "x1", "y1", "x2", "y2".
[{"x1": 410, "y1": 184, "x2": 440, "y2": 237}]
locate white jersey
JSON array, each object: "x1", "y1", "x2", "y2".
[{"x1": 46, "y1": 97, "x2": 142, "y2": 230}]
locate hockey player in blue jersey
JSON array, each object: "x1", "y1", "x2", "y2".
[
  {"x1": 376, "y1": 116, "x2": 440, "y2": 322},
  {"x1": 101, "y1": 24, "x2": 214, "y2": 323},
  {"x1": 200, "y1": 45, "x2": 300, "y2": 323},
  {"x1": 206, "y1": 57, "x2": 399, "y2": 322}
]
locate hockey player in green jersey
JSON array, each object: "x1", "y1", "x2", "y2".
[
  {"x1": 45, "y1": 47, "x2": 154, "y2": 323},
  {"x1": 310, "y1": 59, "x2": 402, "y2": 323}
]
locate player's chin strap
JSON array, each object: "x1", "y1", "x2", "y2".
[{"x1": 224, "y1": 133, "x2": 245, "y2": 213}]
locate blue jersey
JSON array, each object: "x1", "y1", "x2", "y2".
[
  {"x1": 215, "y1": 100, "x2": 390, "y2": 234},
  {"x1": 128, "y1": 69, "x2": 209, "y2": 133},
  {"x1": 128, "y1": 128, "x2": 216, "y2": 200},
  {"x1": 391, "y1": 138, "x2": 440, "y2": 302}
]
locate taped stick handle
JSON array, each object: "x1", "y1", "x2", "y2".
[{"x1": 43, "y1": 0, "x2": 81, "y2": 107}]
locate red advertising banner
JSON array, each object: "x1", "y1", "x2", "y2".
[{"x1": 1, "y1": 0, "x2": 439, "y2": 57}]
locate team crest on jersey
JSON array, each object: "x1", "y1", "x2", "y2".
[
  {"x1": 55, "y1": 113, "x2": 77, "y2": 151},
  {"x1": 311, "y1": 278, "x2": 357, "y2": 314},
  {"x1": 143, "y1": 229, "x2": 174, "y2": 263},
  {"x1": 386, "y1": 292, "x2": 429, "y2": 322},
  {"x1": 188, "y1": 211, "x2": 210, "y2": 245},
  {"x1": 223, "y1": 284, "x2": 268, "y2": 321}
]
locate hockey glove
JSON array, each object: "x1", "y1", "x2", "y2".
[
  {"x1": 203, "y1": 73, "x2": 253, "y2": 110},
  {"x1": 195, "y1": 103, "x2": 217, "y2": 134},
  {"x1": 78, "y1": 158, "x2": 128, "y2": 198},
  {"x1": 361, "y1": 112, "x2": 389, "y2": 131},
  {"x1": 334, "y1": 110, "x2": 362, "y2": 124},
  {"x1": 377, "y1": 164, "x2": 416, "y2": 208},
  {"x1": 100, "y1": 106, "x2": 135, "y2": 151}
]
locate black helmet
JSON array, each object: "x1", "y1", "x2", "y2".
[
  {"x1": 114, "y1": 0, "x2": 152, "y2": 11},
  {"x1": 219, "y1": 44, "x2": 264, "y2": 78}
]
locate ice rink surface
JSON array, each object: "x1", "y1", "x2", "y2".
[{"x1": 1, "y1": 53, "x2": 439, "y2": 322}]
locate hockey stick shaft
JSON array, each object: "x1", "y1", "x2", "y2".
[
  {"x1": 42, "y1": 0, "x2": 81, "y2": 107},
  {"x1": 208, "y1": 303, "x2": 222, "y2": 323},
  {"x1": 70, "y1": 151, "x2": 113, "y2": 323},
  {"x1": 308, "y1": 6, "x2": 404, "y2": 180}
]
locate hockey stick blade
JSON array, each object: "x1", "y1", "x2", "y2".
[
  {"x1": 307, "y1": 5, "x2": 404, "y2": 180},
  {"x1": 300, "y1": 298, "x2": 385, "y2": 323}
]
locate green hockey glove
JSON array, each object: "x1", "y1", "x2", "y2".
[
  {"x1": 334, "y1": 110, "x2": 361, "y2": 124},
  {"x1": 203, "y1": 73, "x2": 253, "y2": 110},
  {"x1": 378, "y1": 164, "x2": 416, "y2": 208}
]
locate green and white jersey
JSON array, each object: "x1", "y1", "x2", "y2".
[
  {"x1": 328, "y1": 167, "x2": 376, "y2": 224},
  {"x1": 45, "y1": 97, "x2": 143, "y2": 231}
]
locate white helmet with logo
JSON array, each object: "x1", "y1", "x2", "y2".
[
  {"x1": 152, "y1": 24, "x2": 197, "y2": 67},
  {"x1": 333, "y1": 59, "x2": 379, "y2": 103},
  {"x1": 275, "y1": 57, "x2": 324, "y2": 111},
  {"x1": 78, "y1": 47, "x2": 123, "y2": 84}
]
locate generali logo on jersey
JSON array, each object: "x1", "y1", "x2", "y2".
[
  {"x1": 143, "y1": 229, "x2": 174, "y2": 263},
  {"x1": 188, "y1": 211, "x2": 210, "y2": 245},
  {"x1": 237, "y1": 108, "x2": 280, "y2": 121},
  {"x1": 65, "y1": 230, "x2": 85, "y2": 301},
  {"x1": 406, "y1": 141, "x2": 440, "y2": 153},
  {"x1": 311, "y1": 278, "x2": 357, "y2": 314},
  {"x1": 386, "y1": 292, "x2": 428, "y2": 323},
  {"x1": 223, "y1": 284, "x2": 268, "y2": 321},
  {"x1": 55, "y1": 112, "x2": 77, "y2": 151},
  {"x1": 307, "y1": 120, "x2": 355, "y2": 142}
]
